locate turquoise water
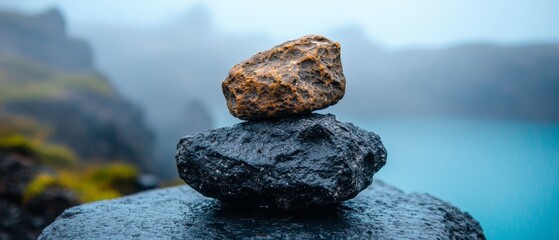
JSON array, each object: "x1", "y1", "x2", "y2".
[
  {"x1": 355, "y1": 118, "x2": 559, "y2": 239},
  {"x1": 215, "y1": 114, "x2": 559, "y2": 238}
]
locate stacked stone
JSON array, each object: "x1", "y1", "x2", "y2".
[
  {"x1": 39, "y1": 35, "x2": 485, "y2": 240},
  {"x1": 176, "y1": 35, "x2": 387, "y2": 210}
]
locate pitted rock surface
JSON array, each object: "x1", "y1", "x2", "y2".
[
  {"x1": 175, "y1": 114, "x2": 386, "y2": 210},
  {"x1": 39, "y1": 180, "x2": 486, "y2": 239},
  {"x1": 222, "y1": 35, "x2": 346, "y2": 120}
]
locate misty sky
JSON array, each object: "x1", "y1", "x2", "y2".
[{"x1": 1, "y1": 0, "x2": 558, "y2": 48}]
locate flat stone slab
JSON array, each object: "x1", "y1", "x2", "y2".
[{"x1": 39, "y1": 180, "x2": 485, "y2": 239}]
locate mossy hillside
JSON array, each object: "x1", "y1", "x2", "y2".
[
  {"x1": 0, "y1": 54, "x2": 155, "y2": 171},
  {"x1": 0, "y1": 114, "x2": 52, "y2": 141},
  {"x1": 0, "y1": 48, "x2": 152, "y2": 206},
  {"x1": 0, "y1": 135, "x2": 77, "y2": 167},
  {"x1": 0, "y1": 9, "x2": 155, "y2": 239},
  {"x1": 23, "y1": 163, "x2": 138, "y2": 203},
  {"x1": 0, "y1": 55, "x2": 114, "y2": 102},
  {"x1": 1, "y1": 115, "x2": 141, "y2": 204}
]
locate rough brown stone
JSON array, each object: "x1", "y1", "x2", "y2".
[{"x1": 222, "y1": 35, "x2": 346, "y2": 120}]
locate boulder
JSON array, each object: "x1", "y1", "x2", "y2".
[
  {"x1": 0, "y1": 153, "x2": 80, "y2": 240},
  {"x1": 222, "y1": 35, "x2": 346, "y2": 120},
  {"x1": 176, "y1": 114, "x2": 386, "y2": 210},
  {"x1": 39, "y1": 180, "x2": 486, "y2": 239}
]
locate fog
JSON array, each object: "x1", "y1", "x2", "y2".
[
  {"x1": 2, "y1": 1, "x2": 558, "y2": 177},
  {"x1": 3, "y1": 0, "x2": 559, "y2": 48},
  {"x1": 59, "y1": 4, "x2": 559, "y2": 175},
  {"x1": 1, "y1": 2, "x2": 559, "y2": 239}
]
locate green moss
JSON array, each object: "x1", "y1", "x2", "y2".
[
  {"x1": 87, "y1": 162, "x2": 139, "y2": 195},
  {"x1": 55, "y1": 73, "x2": 114, "y2": 96},
  {"x1": 72, "y1": 183, "x2": 121, "y2": 202},
  {"x1": 0, "y1": 55, "x2": 54, "y2": 83},
  {"x1": 0, "y1": 135, "x2": 77, "y2": 167},
  {"x1": 55, "y1": 163, "x2": 140, "y2": 202},
  {"x1": 37, "y1": 144, "x2": 78, "y2": 168},
  {"x1": 1, "y1": 116, "x2": 143, "y2": 204},
  {"x1": 0, "y1": 115, "x2": 53, "y2": 138},
  {"x1": 0, "y1": 56, "x2": 144, "y2": 204},
  {"x1": 23, "y1": 170, "x2": 122, "y2": 203},
  {"x1": 22, "y1": 173, "x2": 57, "y2": 203},
  {"x1": 89, "y1": 162, "x2": 138, "y2": 181},
  {"x1": 0, "y1": 55, "x2": 114, "y2": 103},
  {"x1": 0, "y1": 134, "x2": 36, "y2": 156},
  {"x1": 22, "y1": 163, "x2": 141, "y2": 204},
  {"x1": 57, "y1": 170, "x2": 121, "y2": 202},
  {"x1": 0, "y1": 82, "x2": 66, "y2": 101},
  {"x1": 0, "y1": 116, "x2": 76, "y2": 167}
]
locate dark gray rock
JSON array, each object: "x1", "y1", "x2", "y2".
[
  {"x1": 0, "y1": 153, "x2": 80, "y2": 240},
  {"x1": 176, "y1": 113, "x2": 387, "y2": 210},
  {"x1": 39, "y1": 180, "x2": 485, "y2": 239}
]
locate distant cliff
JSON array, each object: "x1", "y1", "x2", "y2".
[
  {"x1": 81, "y1": 9, "x2": 559, "y2": 123},
  {"x1": 330, "y1": 27, "x2": 559, "y2": 121},
  {"x1": 0, "y1": 8, "x2": 93, "y2": 72},
  {"x1": 0, "y1": 8, "x2": 156, "y2": 173}
]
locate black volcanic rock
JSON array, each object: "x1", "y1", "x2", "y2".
[
  {"x1": 39, "y1": 180, "x2": 485, "y2": 239},
  {"x1": 176, "y1": 113, "x2": 387, "y2": 210},
  {"x1": 0, "y1": 153, "x2": 79, "y2": 240}
]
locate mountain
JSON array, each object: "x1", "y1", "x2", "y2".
[
  {"x1": 327, "y1": 27, "x2": 559, "y2": 121},
  {"x1": 0, "y1": 8, "x2": 162, "y2": 239},
  {"x1": 77, "y1": 6, "x2": 559, "y2": 129},
  {"x1": 0, "y1": 8, "x2": 93, "y2": 71},
  {"x1": 0, "y1": 8, "x2": 156, "y2": 173}
]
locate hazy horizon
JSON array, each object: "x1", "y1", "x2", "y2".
[
  {"x1": 2, "y1": 4, "x2": 558, "y2": 179},
  {"x1": 1, "y1": 0, "x2": 558, "y2": 50}
]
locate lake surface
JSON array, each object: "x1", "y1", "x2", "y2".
[
  {"x1": 355, "y1": 117, "x2": 559, "y2": 240},
  {"x1": 216, "y1": 114, "x2": 559, "y2": 239}
]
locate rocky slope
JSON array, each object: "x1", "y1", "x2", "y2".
[
  {"x1": 0, "y1": 8, "x2": 93, "y2": 71},
  {"x1": 0, "y1": 8, "x2": 155, "y2": 171},
  {"x1": 0, "y1": 147, "x2": 80, "y2": 239},
  {"x1": 0, "y1": 8, "x2": 157, "y2": 240}
]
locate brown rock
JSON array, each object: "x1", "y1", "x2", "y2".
[{"x1": 222, "y1": 35, "x2": 346, "y2": 120}]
